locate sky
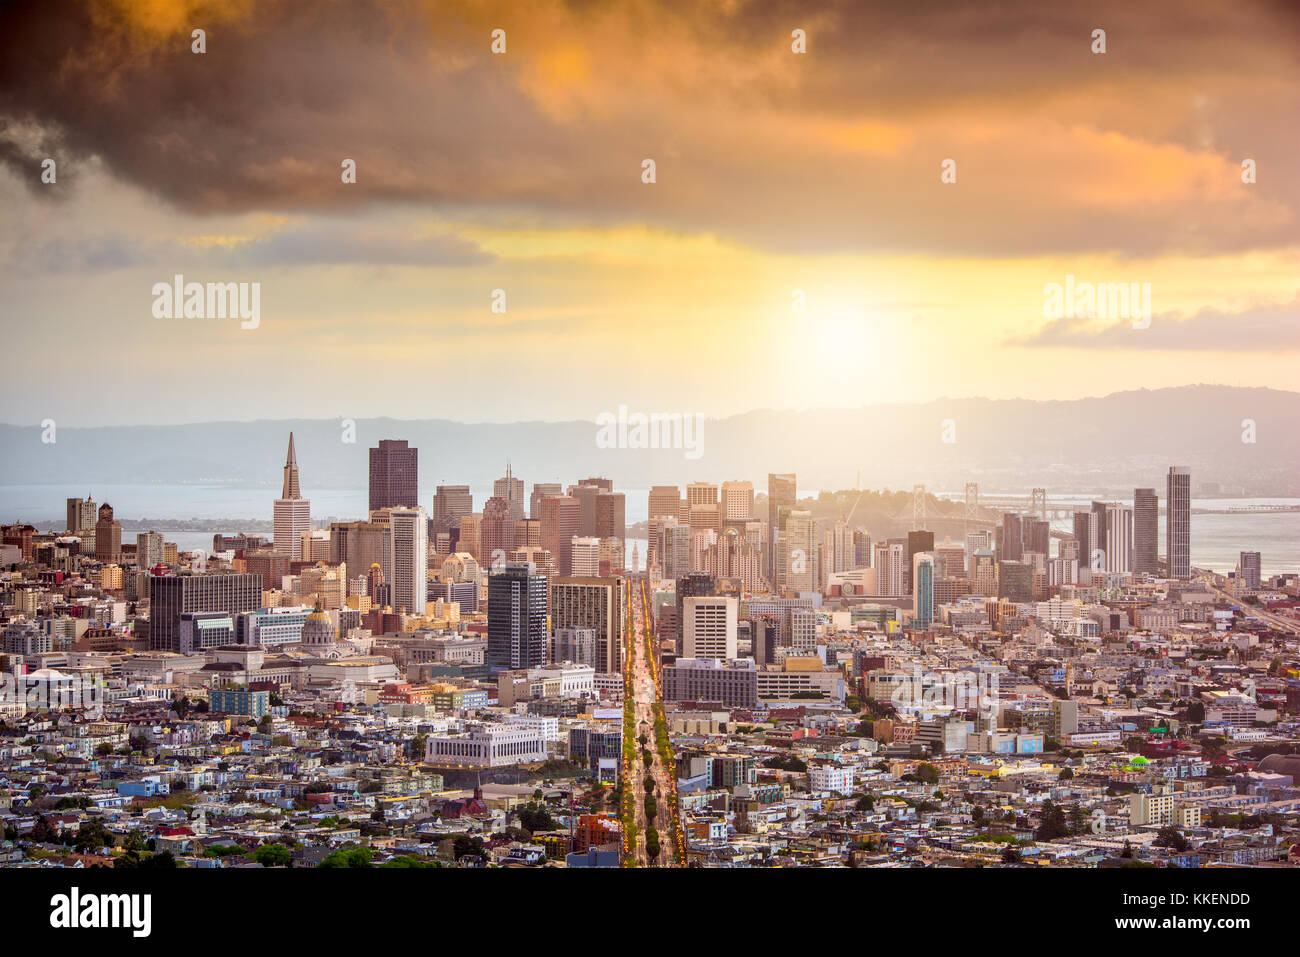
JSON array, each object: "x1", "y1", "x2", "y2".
[{"x1": 0, "y1": 0, "x2": 1297, "y2": 427}]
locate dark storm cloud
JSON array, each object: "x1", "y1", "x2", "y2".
[{"x1": 1, "y1": 0, "x2": 1297, "y2": 257}]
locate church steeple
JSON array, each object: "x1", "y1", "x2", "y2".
[{"x1": 282, "y1": 432, "x2": 301, "y2": 499}]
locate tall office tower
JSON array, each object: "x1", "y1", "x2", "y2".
[
  {"x1": 766, "y1": 473, "x2": 797, "y2": 582},
  {"x1": 1072, "y1": 510, "x2": 1099, "y2": 571},
  {"x1": 853, "y1": 531, "x2": 873, "y2": 568},
  {"x1": 720, "y1": 481, "x2": 755, "y2": 522},
  {"x1": 1167, "y1": 466, "x2": 1191, "y2": 580},
  {"x1": 552, "y1": 576, "x2": 623, "y2": 673},
  {"x1": 514, "y1": 518, "x2": 541, "y2": 548},
  {"x1": 282, "y1": 432, "x2": 301, "y2": 499},
  {"x1": 368, "y1": 439, "x2": 419, "y2": 512},
  {"x1": 824, "y1": 523, "x2": 854, "y2": 575},
  {"x1": 675, "y1": 571, "x2": 717, "y2": 647},
  {"x1": 964, "y1": 528, "x2": 992, "y2": 572},
  {"x1": 494, "y1": 463, "x2": 526, "y2": 520},
  {"x1": 595, "y1": 491, "x2": 626, "y2": 544},
  {"x1": 1000, "y1": 513, "x2": 1023, "y2": 562},
  {"x1": 648, "y1": 485, "x2": 683, "y2": 523},
  {"x1": 782, "y1": 509, "x2": 819, "y2": 595},
  {"x1": 571, "y1": 536, "x2": 601, "y2": 577},
  {"x1": 912, "y1": 552, "x2": 935, "y2": 626},
  {"x1": 567, "y1": 483, "x2": 601, "y2": 535},
  {"x1": 273, "y1": 433, "x2": 311, "y2": 560},
  {"x1": 972, "y1": 549, "x2": 997, "y2": 596},
  {"x1": 659, "y1": 520, "x2": 692, "y2": 580},
  {"x1": 683, "y1": 595, "x2": 739, "y2": 659},
  {"x1": 530, "y1": 483, "x2": 563, "y2": 521},
  {"x1": 136, "y1": 531, "x2": 164, "y2": 568},
  {"x1": 790, "y1": 607, "x2": 817, "y2": 652},
  {"x1": 689, "y1": 502, "x2": 722, "y2": 534},
  {"x1": 540, "y1": 495, "x2": 581, "y2": 576},
  {"x1": 1022, "y1": 519, "x2": 1049, "y2": 558},
  {"x1": 906, "y1": 529, "x2": 935, "y2": 594},
  {"x1": 580, "y1": 476, "x2": 614, "y2": 492},
  {"x1": 458, "y1": 514, "x2": 482, "y2": 566},
  {"x1": 1133, "y1": 488, "x2": 1159, "y2": 576},
  {"x1": 67, "y1": 495, "x2": 97, "y2": 533},
  {"x1": 934, "y1": 544, "x2": 967, "y2": 579},
  {"x1": 997, "y1": 560, "x2": 1033, "y2": 602},
  {"x1": 598, "y1": 537, "x2": 624, "y2": 576},
  {"x1": 1103, "y1": 504, "x2": 1133, "y2": 573},
  {"x1": 686, "y1": 482, "x2": 719, "y2": 509},
  {"x1": 93, "y1": 503, "x2": 122, "y2": 562},
  {"x1": 871, "y1": 539, "x2": 906, "y2": 596},
  {"x1": 715, "y1": 531, "x2": 764, "y2": 593},
  {"x1": 330, "y1": 520, "x2": 392, "y2": 584},
  {"x1": 366, "y1": 562, "x2": 386, "y2": 602},
  {"x1": 148, "y1": 571, "x2": 263, "y2": 652},
  {"x1": 1090, "y1": 500, "x2": 1109, "y2": 558},
  {"x1": 1238, "y1": 551, "x2": 1262, "y2": 589},
  {"x1": 751, "y1": 615, "x2": 779, "y2": 667},
  {"x1": 388, "y1": 507, "x2": 428, "y2": 615},
  {"x1": 432, "y1": 485, "x2": 473, "y2": 535},
  {"x1": 487, "y1": 563, "x2": 548, "y2": 670},
  {"x1": 273, "y1": 497, "x2": 311, "y2": 561},
  {"x1": 507, "y1": 546, "x2": 553, "y2": 583},
  {"x1": 480, "y1": 496, "x2": 516, "y2": 571},
  {"x1": 691, "y1": 528, "x2": 719, "y2": 573}
]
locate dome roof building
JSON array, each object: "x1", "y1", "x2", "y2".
[{"x1": 299, "y1": 597, "x2": 338, "y2": 654}]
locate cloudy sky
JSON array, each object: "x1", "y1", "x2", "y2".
[{"x1": 0, "y1": 0, "x2": 1296, "y2": 427}]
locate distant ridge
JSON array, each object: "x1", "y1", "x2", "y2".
[{"x1": 1, "y1": 385, "x2": 1295, "y2": 496}]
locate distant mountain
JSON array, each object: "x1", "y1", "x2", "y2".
[{"x1": 1, "y1": 385, "x2": 1296, "y2": 498}]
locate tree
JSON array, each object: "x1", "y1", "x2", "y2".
[
  {"x1": 517, "y1": 802, "x2": 556, "y2": 834},
  {"x1": 73, "y1": 819, "x2": 114, "y2": 853},
  {"x1": 1153, "y1": 826, "x2": 1189, "y2": 853},
  {"x1": 252, "y1": 843, "x2": 292, "y2": 867},
  {"x1": 915, "y1": 763, "x2": 940, "y2": 785},
  {"x1": 318, "y1": 847, "x2": 373, "y2": 868},
  {"x1": 1000, "y1": 847, "x2": 1021, "y2": 864},
  {"x1": 1058, "y1": 767, "x2": 1074, "y2": 781},
  {"x1": 1034, "y1": 801, "x2": 1070, "y2": 842},
  {"x1": 855, "y1": 795, "x2": 875, "y2": 812}
]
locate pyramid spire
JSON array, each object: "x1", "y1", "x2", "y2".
[{"x1": 281, "y1": 431, "x2": 302, "y2": 499}]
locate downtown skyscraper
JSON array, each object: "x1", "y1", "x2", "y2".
[
  {"x1": 1167, "y1": 466, "x2": 1191, "y2": 580},
  {"x1": 273, "y1": 432, "x2": 310, "y2": 560},
  {"x1": 388, "y1": 506, "x2": 428, "y2": 615},
  {"x1": 369, "y1": 439, "x2": 419, "y2": 513},
  {"x1": 487, "y1": 563, "x2": 548, "y2": 670},
  {"x1": 767, "y1": 473, "x2": 797, "y2": 587},
  {"x1": 1133, "y1": 488, "x2": 1159, "y2": 576}
]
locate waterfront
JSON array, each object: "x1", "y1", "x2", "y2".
[{"x1": 2, "y1": 484, "x2": 1295, "y2": 576}]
